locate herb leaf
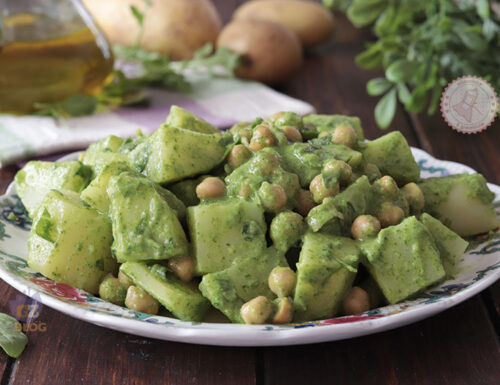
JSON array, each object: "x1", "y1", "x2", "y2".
[
  {"x1": 130, "y1": 6, "x2": 144, "y2": 27},
  {"x1": 0, "y1": 313, "x2": 28, "y2": 358},
  {"x1": 385, "y1": 60, "x2": 419, "y2": 83},
  {"x1": 34, "y1": 94, "x2": 98, "y2": 118},
  {"x1": 374, "y1": 88, "x2": 397, "y2": 130},
  {"x1": 366, "y1": 78, "x2": 393, "y2": 96},
  {"x1": 347, "y1": 0, "x2": 387, "y2": 27},
  {"x1": 355, "y1": 42, "x2": 383, "y2": 69}
]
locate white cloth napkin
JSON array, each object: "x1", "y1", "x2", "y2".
[{"x1": 0, "y1": 77, "x2": 314, "y2": 167}]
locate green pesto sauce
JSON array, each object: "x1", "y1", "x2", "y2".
[
  {"x1": 419, "y1": 173, "x2": 495, "y2": 210},
  {"x1": 21, "y1": 108, "x2": 500, "y2": 324},
  {"x1": 224, "y1": 148, "x2": 300, "y2": 209}
]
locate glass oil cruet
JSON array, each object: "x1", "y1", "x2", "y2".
[{"x1": 0, "y1": 0, "x2": 114, "y2": 114}]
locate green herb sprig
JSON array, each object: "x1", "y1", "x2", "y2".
[
  {"x1": 334, "y1": 0, "x2": 500, "y2": 129},
  {"x1": 34, "y1": 1, "x2": 240, "y2": 119}
]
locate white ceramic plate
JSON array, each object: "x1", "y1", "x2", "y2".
[{"x1": 0, "y1": 148, "x2": 498, "y2": 346}]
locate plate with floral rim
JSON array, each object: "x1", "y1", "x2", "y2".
[{"x1": 0, "y1": 148, "x2": 498, "y2": 346}]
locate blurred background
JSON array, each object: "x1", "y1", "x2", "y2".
[{"x1": 0, "y1": 0, "x2": 499, "y2": 165}]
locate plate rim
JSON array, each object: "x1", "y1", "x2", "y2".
[{"x1": 0, "y1": 148, "x2": 498, "y2": 346}]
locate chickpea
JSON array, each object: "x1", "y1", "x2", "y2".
[
  {"x1": 230, "y1": 121, "x2": 250, "y2": 133},
  {"x1": 342, "y1": 286, "x2": 370, "y2": 315},
  {"x1": 254, "y1": 151, "x2": 280, "y2": 177},
  {"x1": 377, "y1": 201, "x2": 405, "y2": 228},
  {"x1": 227, "y1": 144, "x2": 251, "y2": 168},
  {"x1": 125, "y1": 286, "x2": 159, "y2": 315},
  {"x1": 269, "y1": 111, "x2": 303, "y2": 129},
  {"x1": 401, "y1": 182, "x2": 425, "y2": 212},
  {"x1": 273, "y1": 172, "x2": 300, "y2": 197},
  {"x1": 270, "y1": 211, "x2": 303, "y2": 251},
  {"x1": 267, "y1": 111, "x2": 284, "y2": 121},
  {"x1": 240, "y1": 296, "x2": 273, "y2": 324},
  {"x1": 99, "y1": 276, "x2": 127, "y2": 306},
  {"x1": 196, "y1": 177, "x2": 226, "y2": 200},
  {"x1": 323, "y1": 159, "x2": 352, "y2": 184},
  {"x1": 168, "y1": 256, "x2": 195, "y2": 282},
  {"x1": 281, "y1": 126, "x2": 303, "y2": 142},
  {"x1": 268, "y1": 266, "x2": 297, "y2": 297},
  {"x1": 238, "y1": 183, "x2": 251, "y2": 198},
  {"x1": 332, "y1": 125, "x2": 358, "y2": 148},
  {"x1": 309, "y1": 174, "x2": 339, "y2": 203},
  {"x1": 118, "y1": 271, "x2": 133, "y2": 287},
  {"x1": 374, "y1": 175, "x2": 399, "y2": 196},
  {"x1": 296, "y1": 189, "x2": 316, "y2": 216},
  {"x1": 249, "y1": 124, "x2": 276, "y2": 151},
  {"x1": 272, "y1": 298, "x2": 294, "y2": 324},
  {"x1": 258, "y1": 182, "x2": 287, "y2": 212},
  {"x1": 229, "y1": 122, "x2": 252, "y2": 142},
  {"x1": 351, "y1": 215, "x2": 381, "y2": 240}
]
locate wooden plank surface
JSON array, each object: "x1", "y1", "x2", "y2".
[
  {"x1": 489, "y1": 282, "x2": 500, "y2": 330},
  {"x1": 10, "y1": 304, "x2": 256, "y2": 385},
  {"x1": 0, "y1": 167, "x2": 16, "y2": 195},
  {"x1": 262, "y1": 297, "x2": 500, "y2": 385},
  {"x1": 409, "y1": 114, "x2": 500, "y2": 184}
]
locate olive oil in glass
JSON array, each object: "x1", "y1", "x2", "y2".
[{"x1": 0, "y1": 0, "x2": 114, "y2": 114}]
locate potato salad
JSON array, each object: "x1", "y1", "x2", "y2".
[{"x1": 15, "y1": 106, "x2": 499, "y2": 324}]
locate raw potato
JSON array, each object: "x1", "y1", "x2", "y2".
[
  {"x1": 234, "y1": 0, "x2": 334, "y2": 48},
  {"x1": 82, "y1": 0, "x2": 222, "y2": 60},
  {"x1": 217, "y1": 19, "x2": 303, "y2": 85}
]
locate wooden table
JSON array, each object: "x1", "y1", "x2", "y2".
[{"x1": 1, "y1": 2, "x2": 499, "y2": 384}]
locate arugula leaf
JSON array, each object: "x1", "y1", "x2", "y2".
[{"x1": 0, "y1": 313, "x2": 28, "y2": 358}]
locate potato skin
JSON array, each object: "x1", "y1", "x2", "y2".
[
  {"x1": 217, "y1": 19, "x2": 303, "y2": 85},
  {"x1": 234, "y1": 0, "x2": 334, "y2": 48},
  {"x1": 83, "y1": 0, "x2": 222, "y2": 60}
]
